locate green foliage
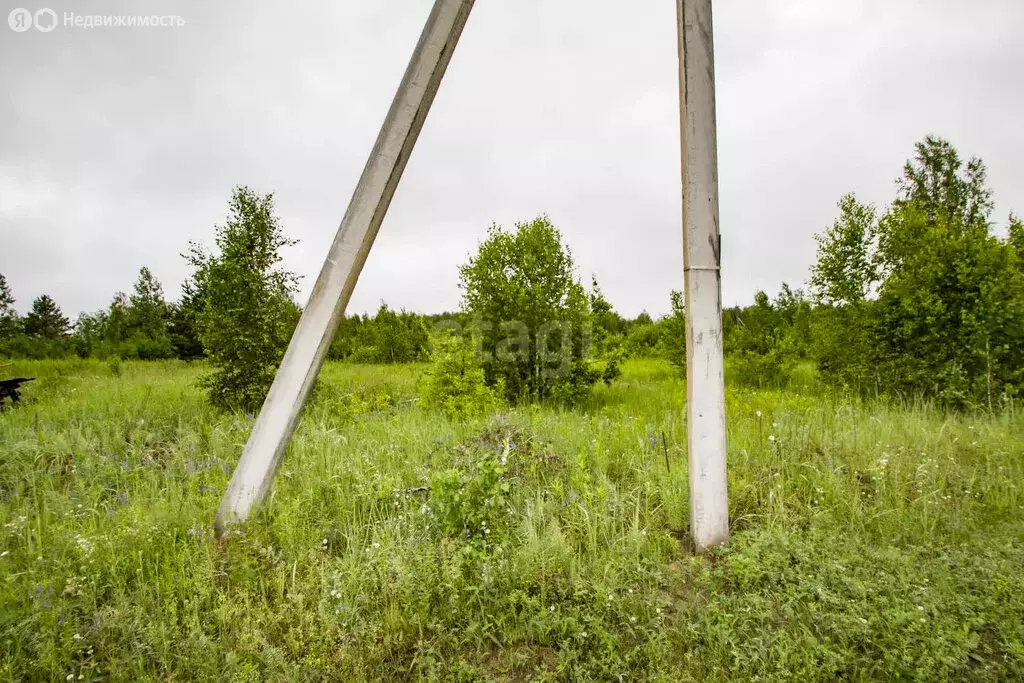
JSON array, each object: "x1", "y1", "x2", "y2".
[
  {"x1": 167, "y1": 302, "x2": 204, "y2": 360},
  {"x1": 22, "y1": 294, "x2": 70, "y2": 340},
  {"x1": 1009, "y1": 213, "x2": 1024, "y2": 257},
  {"x1": 659, "y1": 289, "x2": 687, "y2": 372},
  {"x1": 429, "y1": 432, "x2": 512, "y2": 560},
  {"x1": 351, "y1": 304, "x2": 429, "y2": 364},
  {"x1": 125, "y1": 267, "x2": 175, "y2": 359},
  {"x1": 587, "y1": 278, "x2": 624, "y2": 386},
  {"x1": 0, "y1": 273, "x2": 18, "y2": 342},
  {"x1": 327, "y1": 305, "x2": 435, "y2": 364},
  {"x1": 419, "y1": 330, "x2": 499, "y2": 419},
  {"x1": 1, "y1": 294, "x2": 76, "y2": 358},
  {"x1": 810, "y1": 193, "x2": 880, "y2": 305},
  {"x1": 810, "y1": 136, "x2": 1024, "y2": 405},
  {"x1": 623, "y1": 318, "x2": 662, "y2": 357},
  {"x1": 458, "y1": 216, "x2": 609, "y2": 404},
  {"x1": 71, "y1": 269, "x2": 182, "y2": 361},
  {"x1": 184, "y1": 186, "x2": 300, "y2": 412},
  {"x1": 810, "y1": 303, "x2": 876, "y2": 391},
  {"x1": 724, "y1": 286, "x2": 812, "y2": 389}
]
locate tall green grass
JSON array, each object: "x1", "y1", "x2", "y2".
[{"x1": 1, "y1": 358, "x2": 1022, "y2": 680}]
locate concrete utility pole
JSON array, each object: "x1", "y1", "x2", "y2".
[
  {"x1": 215, "y1": 0, "x2": 476, "y2": 536},
  {"x1": 676, "y1": 0, "x2": 730, "y2": 550}
]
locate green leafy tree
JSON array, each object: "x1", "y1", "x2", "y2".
[
  {"x1": 773, "y1": 284, "x2": 813, "y2": 358},
  {"x1": 659, "y1": 290, "x2": 687, "y2": 372},
  {"x1": 624, "y1": 311, "x2": 662, "y2": 357},
  {"x1": 0, "y1": 274, "x2": 19, "y2": 341},
  {"x1": 124, "y1": 267, "x2": 175, "y2": 359},
  {"x1": 874, "y1": 206, "x2": 1024, "y2": 403},
  {"x1": 810, "y1": 194, "x2": 879, "y2": 306},
  {"x1": 185, "y1": 186, "x2": 300, "y2": 412},
  {"x1": 167, "y1": 303, "x2": 204, "y2": 360},
  {"x1": 808, "y1": 197, "x2": 883, "y2": 390},
  {"x1": 893, "y1": 135, "x2": 992, "y2": 233},
  {"x1": 723, "y1": 287, "x2": 811, "y2": 388},
  {"x1": 105, "y1": 293, "x2": 133, "y2": 354},
  {"x1": 72, "y1": 310, "x2": 106, "y2": 358},
  {"x1": 1008, "y1": 213, "x2": 1024, "y2": 260},
  {"x1": 458, "y1": 216, "x2": 604, "y2": 404},
  {"x1": 349, "y1": 303, "x2": 430, "y2": 364},
  {"x1": 167, "y1": 272, "x2": 207, "y2": 360},
  {"x1": 22, "y1": 295, "x2": 70, "y2": 339},
  {"x1": 588, "y1": 278, "x2": 623, "y2": 384},
  {"x1": 809, "y1": 136, "x2": 1024, "y2": 403},
  {"x1": 326, "y1": 313, "x2": 366, "y2": 361}
]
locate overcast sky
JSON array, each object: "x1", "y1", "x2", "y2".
[{"x1": 2, "y1": 0, "x2": 1022, "y2": 319}]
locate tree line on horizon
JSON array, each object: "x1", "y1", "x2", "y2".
[{"x1": 2, "y1": 135, "x2": 1022, "y2": 410}]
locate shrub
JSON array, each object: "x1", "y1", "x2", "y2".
[
  {"x1": 458, "y1": 216, "x2": 612, "y2": 404},
  {"x1": 420, "y1": 330, "x2": 499, "y2": 419}
]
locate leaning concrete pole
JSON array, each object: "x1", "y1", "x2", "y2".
[
  {"x1": 215, "y1": 0, "x2": 476, "y2": 536},
  {"x1": 676, "y1": 0, "x2": 729, "y2": 550}
]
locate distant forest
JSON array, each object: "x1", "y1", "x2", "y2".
[{"x1": 3, "y1": 136, "x2": 1022, "y2": 408}]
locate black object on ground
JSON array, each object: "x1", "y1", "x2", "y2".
[{"x1": 0, "y1": 377, "x2": 34, "y2": 409}]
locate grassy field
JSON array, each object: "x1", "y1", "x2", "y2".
[{"x1": 1, "y1": 358, "x2": 1023, "y2": 681}]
